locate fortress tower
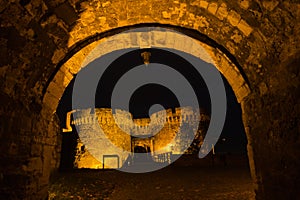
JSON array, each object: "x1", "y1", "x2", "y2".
[{"x1": 63, "y1": 107, "x2": 210, "y2": 169}]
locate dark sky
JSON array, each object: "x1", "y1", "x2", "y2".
[
  {"x1": 94, "y1": 48, "x2": 211, "y2": 117},
  {"x1": 57, "y1": 48, "x2": 247, "y2": 153}
]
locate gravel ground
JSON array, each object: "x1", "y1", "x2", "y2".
[{"x1": 49, "y1": 162, "x2": 255, "y2": 200}]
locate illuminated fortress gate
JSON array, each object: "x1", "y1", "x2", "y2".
[{"x1": 62, "y1": 107, "x2": 210, "y2": 169}]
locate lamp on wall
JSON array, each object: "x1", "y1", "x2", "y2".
[{"x1": 141, "y1": 51, "x2": 151, "y2": 65}]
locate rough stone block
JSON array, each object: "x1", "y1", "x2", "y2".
[
  {"x1": 236, "y1": 84, "x2": 250, "y2": 102},
  {"x1": 227, "y1": 10, "x2": 241, "y2": 26},
  {"x1": 47, "y1": 81, "x2": 65, "y2": 100},
  {"x1": 138, "y1": 32, "x2": 151, "y2": 48},
  {"x1": 162, "y1": 11, "x2": 171, "y2": 19},
  {"x1": 172, "y1": 33, "x2": 186, "y2": 50},
  {"x1": 262, "y1": 1, "x2": 279, "y2": 11},
  {"x1": 129, "y1": 32, "x2": 139, "y2": 47},
  {"x1": 216, "y1": 3, "x2": 228, "y2": 20},
  {"x1": 230, "y1": 30, "x2": 243, "y2": 43},
  {"x1": 207, "y1": 3, "x2": 218, "y2": 15},
  {"x1": 58, "y1": 67, "x2": 73, "y2": 83},
  {"x1": 226, "y1": 41, "x2": 236, "y2": 55},
  {"x1": 51, "y1": 48, "x2": 66, "y2": 64},
  {"x1": 199, "y1": 0, "x2": 209, "y2": 9},
  {"x1": 42, "y1": 92, "x2": 60, "y2": 114},
  {"x1": 152, "y1": 31, "x2": 167, "y2": 47},
  {"x1": 237, "y1": 19, "x2": 253, "y2": 36},
  {"x1": 239, "y1": 0, "x2": 250, "y2": 10}
]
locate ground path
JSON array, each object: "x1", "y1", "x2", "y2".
[{"x1": 49, "y1": 158, "x2": 255, "y2": 200}]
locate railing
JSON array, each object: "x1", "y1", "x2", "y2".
[{"x1": 153, "y1": 152, "x2": 172, "y2": 164}]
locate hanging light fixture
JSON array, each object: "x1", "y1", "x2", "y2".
[{"x1": 141, "y1": 51, "x2": 151, "y2": 65}]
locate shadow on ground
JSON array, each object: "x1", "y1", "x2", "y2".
[{"x1": 49, "y1": 155, "x2": 255, "y2": 200}]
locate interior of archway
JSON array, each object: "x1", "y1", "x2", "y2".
[{"x1": 46, "y1": 26, "x2": 255, "y2": 199}]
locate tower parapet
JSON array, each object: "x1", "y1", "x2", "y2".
[{"x1": 65, "y1": 107, "x2": 210, "y2": 169}]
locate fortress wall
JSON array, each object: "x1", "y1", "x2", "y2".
[
  {"x1": 71, "y1": 107, "x2": 209, "y2": 168},
  {"x1": 73, "y1": 108, "x2": 131, "y2": 168}
]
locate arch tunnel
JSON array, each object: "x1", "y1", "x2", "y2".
[{"x1": 0, "y1": 1, "x2": 299, "y2": 199}]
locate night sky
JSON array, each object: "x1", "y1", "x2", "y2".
[{"x1": 57, "y1": 48, "x2": 247, "y2": 153}]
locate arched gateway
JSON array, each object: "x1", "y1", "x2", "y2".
[{"x1": 0, "y1": 1, "x2": 299, "y2": 199}]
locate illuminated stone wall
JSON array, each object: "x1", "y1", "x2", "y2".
[{"x1": 72, "y1": 107, "x2": 209, "y2": 168}]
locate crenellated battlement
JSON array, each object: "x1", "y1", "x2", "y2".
[
  {"x1": 69, "y1": 107, "x2": 210, "y2": 169},
  {"x1": 71, "y1": 107, "x2": 209, "y2": 131}
]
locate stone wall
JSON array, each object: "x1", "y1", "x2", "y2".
[
  {"x1": 0, "y1": 93, "x2": 61, "y2": 199},
  {"x1": 0, "y1": 0, "x2": 299, "y2": 199},
  {"x1": 70, "y1": 107, "x2": 209, "y2": 169},
  {"x1": 241, "y1": 54, "x2": 300, "y2": 199}
]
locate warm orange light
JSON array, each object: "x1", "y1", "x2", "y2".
[{"x1": 69, "y1": 107, "x2": 209, "y2": 169}]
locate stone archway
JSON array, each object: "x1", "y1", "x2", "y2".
[
  {"x1": 42, "y1": 23, "x2": 254, "y2": 189},
  {"x1": 1, "y1": 1, "x2": 299, "y2": 199}
]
